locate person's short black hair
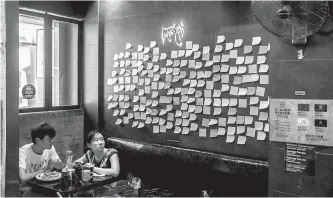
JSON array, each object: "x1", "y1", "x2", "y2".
[
  {"x1": 86, "y1": 130, "x2": 105, "y2": 144},
  {"x1": 31, "y1": 122, "x2": 56, "y2": 144}
]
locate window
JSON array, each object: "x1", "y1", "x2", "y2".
[
  {"x1": 52, "y1": 20, "x2": 79, "y2": 107},
  {"x1": 19, "y1": 15, "x2": 45, "y2": 109},
  {"x1": 19, "y1": 9, "x2": 82, "y2": 112}
]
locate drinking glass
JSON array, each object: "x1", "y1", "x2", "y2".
[{"x1": 82, "y1": 170, "x2": 91, "y2": 182}]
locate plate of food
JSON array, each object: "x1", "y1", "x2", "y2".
[{"x1": 36, "y1": 171, "x2": 62, "y2": 182}]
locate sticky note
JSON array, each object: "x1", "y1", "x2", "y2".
[
  {"x1": 258, "y1": 45, "x2": 268, "y2": 55},
  {"x1": 228, "y1": 108, "x2": 237, "y2": 116},
  {"x1": 246, "y1": 127, "x2": 255, "y2": 137},
  {"x1": 226, "y1": 135, "x2": 235, "y2": 143},
  {"x1": 259, "y1": 100, "x2": 269, "y2": 109},
  {"x1": 215, "y1": 45, "x2": 223, "y2": 52},
  {"x1": 186, "y1": 41, "x2": 193, "y2": 49},
  {"x1": 243, "y1": 45, "x2": 252, "y2": 54},
  {"x1": 229, "y1": 86, "x2": 239, "y2": 96},
  {"x1": 258, "y1": 112, "x2": 269, "y2": 121},
  {"x1": 250, "y1": 106, "x2": 259, "y2": 116},
  {"x1": 257, "y1": 56, "x2": 266, "y2": 64},
  {"x1": 252, "y1": 36, "x2": 261, "y2": 45},
  {"x1": 218, "y1": 118, "x2": 227, "y2": 127},
  {"x1": 237, "y1": 136, "x2": 246, "y2": 145},
  {"x1": 190, "y1": 123, "x2": 198, "y2": 131},
  {"x1": 244, "y1": 116, "x2": 253, "y2": 125},
  {"x1": 234, "y1": 39, "x2": 243, "y2": 48},
  {"x1": 199, "y1": 128, "x2": 207, "y2": 137},
  {"x1": 125, "y1": 43, "x2": 132, "y2": 49},
  {"x1": 257, "y1": 131, "x2": 266, "y2": 140},
  {"x1": 260, "y1": 75, "x2": 269, "y2": 84},
  {"x1": 227, "y1": 126, "x2": 236, "y2": 135},
  {"x1": 229, "y1": 50, "x2": 238, "y2": 58},
  {"x1": 210, "y1": 129, "x2": 218, "y2": 138},
  {"x1": 256, "y1": 86, "x2": 266, "y2": 97},
  {"x1": 255, "y1": 121, "x2": 264, "y2": 130},
  {"x1": 227, "y1": 116, "x2": 236, "y2": 124},
  {"x1": 259, "y1": 64, "x2": 269, "y2": 73},
  {"x1": 238, "y1": 99, "x2": 247, "y2": 108},
  {"x1": 217, "y1": 128, "x2": 226, "y2": 136},
  {"x1": 225, "y1": 43, "x2": 233, "y2": 51},
  {"x1": 217, "y1": 35, "x2": 225, "y2": 44}
]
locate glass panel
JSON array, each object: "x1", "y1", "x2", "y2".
[
  {"x1": 19, "y1": 14, "x2": 45, "y2": 109},
  {"x1": 52, "y1": 20, "x2": 78, "y2": 106}
]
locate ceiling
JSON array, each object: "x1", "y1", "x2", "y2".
[{"x1": 70, "y1": 1, "x2": 94, "y2": 18}]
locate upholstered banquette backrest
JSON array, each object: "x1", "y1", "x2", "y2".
[{"x1": 107, "y1": 137, "x2": 268, "y2": 197}]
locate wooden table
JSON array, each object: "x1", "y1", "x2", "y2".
[{"x1": 27, "y1": 175, "x2": 138, "y2": 197}]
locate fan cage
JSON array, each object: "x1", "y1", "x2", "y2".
[{"x1": 252, "y1": 1, "x2": 329, "y2": 40}]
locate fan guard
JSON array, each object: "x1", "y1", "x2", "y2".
[{"x1": 252, "y1": 1, "x2": 329, "y2": 39}]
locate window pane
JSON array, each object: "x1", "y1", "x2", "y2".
[
  {"x1": 19, "y1": 15, "x2": 45, "y2": 109},
  {"x1": 52, "y1": 20, "x2": 78, "y2": 106}
]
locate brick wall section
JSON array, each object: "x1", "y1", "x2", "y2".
[{"x1": 19, "y1": 110, "x2": 84, "y2": 162}]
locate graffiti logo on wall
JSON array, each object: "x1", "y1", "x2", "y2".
[
  {"x1": 22, "y1": 84, "x2": 36, "y2": 99},
  {"x1": 162, "y1": 21, "x2": 184, "y2": 47}
]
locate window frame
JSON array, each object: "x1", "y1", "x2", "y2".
[{"x1": 19, "y1": 8, "x2": 83, "y2": 113}]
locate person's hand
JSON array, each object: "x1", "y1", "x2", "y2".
[
  {"x1": 35, "y1": 169, "x2": 45, "y2": 176},
  {"x1": 52, "y1": 159, "x2": 64, "y2": 169}
]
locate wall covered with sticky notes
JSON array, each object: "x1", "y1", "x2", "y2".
[{"x1": 103, "y1": 1, "x2": 274, "y2": 160}]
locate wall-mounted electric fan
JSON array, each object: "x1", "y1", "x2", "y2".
[{"x1": 252, "y1": 1, "x2": 333, "y2": 58}]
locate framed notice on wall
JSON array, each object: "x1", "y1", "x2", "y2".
[
  {"x1": 285, "y1": 143, "x2": 315, "y2": 176},
  {"x1": 270, "y1": 99, "x2": 333, "y2": 147}
]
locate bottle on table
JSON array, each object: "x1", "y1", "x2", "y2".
[
  {"x1": 61, "y1": 168, "x2": 69, "y2": 189},
  {"x1": 65, "y1": 150, "x2": 73, "y2": 169}
]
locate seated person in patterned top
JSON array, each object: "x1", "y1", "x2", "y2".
[
  {"x1": 19, "y1": 122, "x2": 63, "y2": 184},
  {"x1": 74, "y1": 130, "x2": 120, "y2": 177}
]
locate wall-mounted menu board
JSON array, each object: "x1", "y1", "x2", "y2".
[{"x1": 105, "y1": 32, "x2": 270, "y2": 159}]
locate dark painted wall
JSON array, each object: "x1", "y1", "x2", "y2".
[
  {"x1": 101, "y1": 1, "x2": 272, "y2": 160},
  {"x1": 265, "y1": 3, "x2": 333, "y2": 197},
  {"x1": 81, "y1": 2, "x2": 333, "y2": 196}
]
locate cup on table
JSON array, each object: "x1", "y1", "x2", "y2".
[{"x1": 82, "y1": 170, "x2": 91, "y2": 182}]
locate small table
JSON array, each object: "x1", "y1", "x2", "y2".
[{"x1": 28, "y1": 175, "x2": 137, "y2": 197}]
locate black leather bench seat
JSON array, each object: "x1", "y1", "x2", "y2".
[{"x1": 107, "y1": 138, "x2": 268, "y2": 197}]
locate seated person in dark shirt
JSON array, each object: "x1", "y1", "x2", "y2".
[{"x1": 74, "y1": 130, "x2": 120, "y2": 177}]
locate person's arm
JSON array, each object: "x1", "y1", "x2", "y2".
[
  {"x1": 49, "y1": 146, "x2": 63, "y2": 170},
  {"x1": 19, "y1": 148, "x2": 46, "y2": 184},
  {"x1": 19, "y1": 168, "x2": 43, "y2": 185},
  {"x1": 93, "y1": 153, "x2": 120, "y2": 177},
  {"x1": 74, "y1": 154, "x2": 88, "y2": 164}
]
